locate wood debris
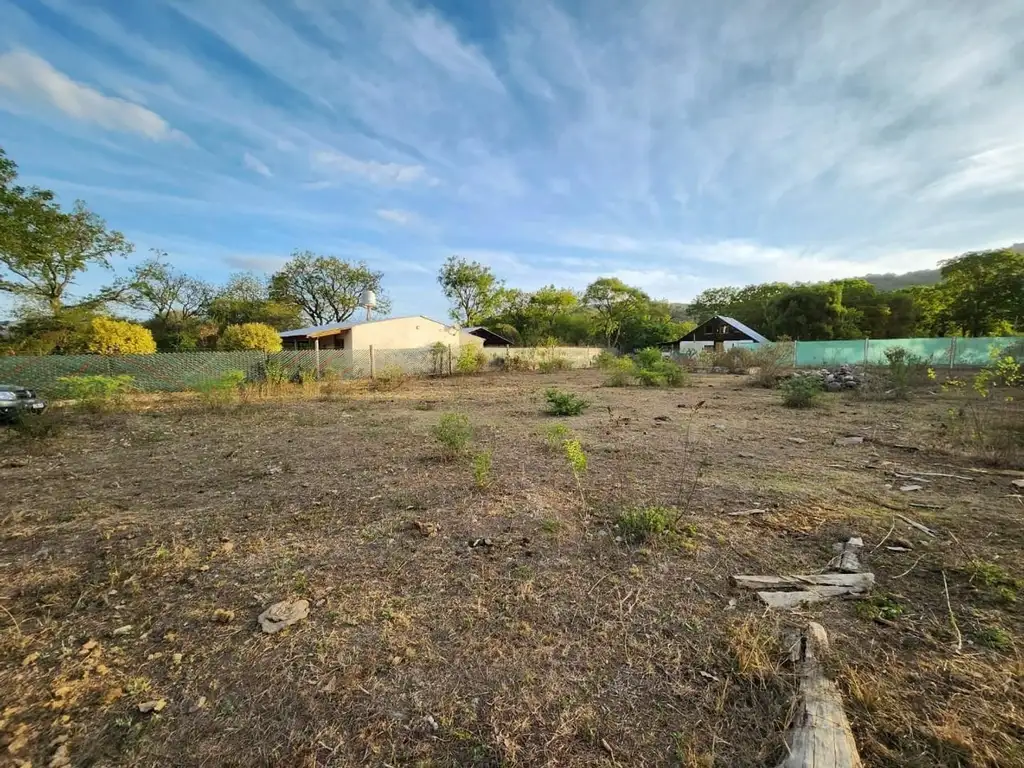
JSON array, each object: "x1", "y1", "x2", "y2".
[
  {"x1": 776, "y1": 622, "x2": 863, "y2": 767},
  {"x1": 835, "y1": 537, "x2": 863, "y2": 574},
  {"x1": 895, "y1": 513, "x2": 936, "y2": 537}
]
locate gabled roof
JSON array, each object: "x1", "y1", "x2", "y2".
[
  {"x1": 463, "y1": 326, "x2": 516, "y2": 346},
  {"x1": 718, "y1": 316, "x2": 770, "y2": 343},
  {"x1": 673, "y1": 315, "x2": 770, "y2": 344},
  {"x1": 279, "y1": 315, "x2": 446, "y2": 339}
]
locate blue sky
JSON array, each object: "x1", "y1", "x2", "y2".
[{"x1": 2, "y1": 0, "x2": 1023, "y2": 320}]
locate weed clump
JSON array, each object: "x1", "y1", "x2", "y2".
[
  {"x1": 455, "y1": 346, "x2": 487, "y2": 374},
  {"x1": 472, "y1": 450, "x2": 493, "y2": 488},
  {"x1": 370, "y1": 364, "x2": 407, "y2": 392},
  {"x1": 615, "y1": 505, "x2": 671, "y2": 544},
  {"x1": 57, "y1": 374, "x2": 134, "y2": 412},
  {"x1": 544, "y1": 423, "x2": 571, "y2": 450},
  {"x1": 432, "y1": 412, "x2": 472, "y2": 459},
  {"x1": 544, "y1": 388, "x2": 590, "y2": 416},
  {"x1": 780, "y1": 376, "x2": 821, "y2": 408}
]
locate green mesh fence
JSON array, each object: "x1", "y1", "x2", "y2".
[
  {"x1": 793, "y1": 337, "x2": 1024, "y2": 368},
  {"x1": 0, "y1": 345, "x2": 605, "y2": 395}
]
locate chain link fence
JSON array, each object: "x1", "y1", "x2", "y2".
[{"x1": 0, "y1": 345, "x2": 605, "y2": 395}]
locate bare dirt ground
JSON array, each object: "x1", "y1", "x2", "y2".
[{"x1": 2, "y1": 370, "x2": 1022, "y2": 767}]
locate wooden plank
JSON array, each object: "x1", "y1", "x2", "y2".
[
  {"x1": 757, "y1": 587, "x2": 857, "y2": 609},
  {"x1": 733, "y1": 573, "x2": 874, "y2": 591},
  {"x1": 832, "y1": 537, "x2": 863, "y2": 574},
  {"x1": 777, "y1": 622, "x2": 863, "y2": 768},
  {"x1": 895, "y1": 513, "x2": 936, "y2": 537}
]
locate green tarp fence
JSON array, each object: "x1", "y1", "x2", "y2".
[{"x1": 793, "y1": 337, "x2": 1024, "y2": 368}]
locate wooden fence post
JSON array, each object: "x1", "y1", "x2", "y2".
[
  {"x1": 314, "y1": 338, "x2": 321, "y2": 379},
  {"x1": 863, "y1": 338, "x2": 869, "y2": 364},
  {"x1": 369, "y1": 344, "x2": 375, "y2": 378},
  {"x1": 949, "y1": 337, "x2": 957, "y2": 369},
  {"x1": 447, "y1": 344, "x2": 453, "y2": 376}
]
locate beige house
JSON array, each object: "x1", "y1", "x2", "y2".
[{"x1": 279, "y1": 315, "x2": 459, "y2": 351}]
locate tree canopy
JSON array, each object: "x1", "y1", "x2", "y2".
[
  {"x1": 270, "y1": 251, "x2": 389, "y2": 325},
  {"x1": 1, "y1": 149, "x2": 132, "y2": 315},
  {"x1": 437, "y1": 256, "x2": 505, "y2": 325}
]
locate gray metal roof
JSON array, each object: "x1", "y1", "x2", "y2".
[
  {"x1": 718, "y1": 316, "x2": 770, "y2": 343},
  {"x1": 278, "y1": 315, "x2": 445, "y2": 338}
]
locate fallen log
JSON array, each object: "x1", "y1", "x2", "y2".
[
  {"x1": 733, "y1": 573, "x2": 875, "y2": 591},
  {"x1": 757, "y1": 587, "x2": 856, "y2": 610},
  {"x1": 777, "y1": 622, "x2": 862, "y2": 768}
]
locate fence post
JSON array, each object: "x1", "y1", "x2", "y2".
[
  {"x1": 369, "y1": 344, "x2": 375, "y2": 379},
  {"x1": 949, "y1": 337, "x2": 957, "y2": 369},
  {"x1": 314, "y1": 338, "x2": 321, "y2": 379},
  {"x1": 863, "y1": 338, "x2": 869, "y2": 364},
  {"x1": 447, "y1": 344, "x2": 453, "y2": 376}
]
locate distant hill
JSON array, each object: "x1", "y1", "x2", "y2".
[
  {"x1": 860, "y1": 242, "x2": 1023, "y2": 292},
  {"x1": 860, "y1": 269, "x2": 941, "y2": 292}
]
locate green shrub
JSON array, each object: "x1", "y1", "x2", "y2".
[
  {"x1": 472, "y1": 450, "x2": 493, "y2": 488},
  {"x1": 563, "y1": 438, "x2": 587, "y2": 475},
  {"x1": 57, "y1": 375, "x2": 134, "y2": 412},
  {"x1": 780, "y1": 376, "x2": 821, "y2": 408},
  {"x1": 429, "y1": 341, "x2": 449, "y2": 375},
  {"x1": 86, "y1": 317, "x2": 157, "y2": 355},
  {"x1": 884, "y1": 347, "x2": 931, "y2": 399},
  {"x1": 616, "y1": 506, "x2": 672, "y2": 544},
  {"x1": 455, "y1": 346, "x2": 487, "y2": 374},
  {"x1": 497, "y1": 353, "x2": 532, "y2": 371},
  {"x1": 544, "y1": 388, "x2": 590, "y2": 416},
  {"x1": 594, "y1": 350, "x2": 619, "y2": 370},
  {"x1": 432, "y1": 412, "x2": 472, "y2": 459},
  {"x1": 255, "y1": 359, "x2": 290, "y2": 388},
  {"x1": 370, "y1": 364, "x2": 406, "y2": 392},
  {"x1": 604, "y1": 357, "x2": 637, "y2": 387},
  {"x1": 855, "y1": 594, "x2": 904, "y2": 622},
  {"x1": 195, "y1": 369, "x2": 246, "y2": 409},
  {"x1": 712, "y1": 346, "x2": 756, "y2": 373},
  {"x1": 634, "y1": 347, "x2": 664, "y2": 369},
  {"x1": 538, "y1": 356, "x2": 571, "y2": 373}
]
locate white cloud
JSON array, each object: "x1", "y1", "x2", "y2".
[
  {"x1": 376, "y1": 208, "x2": 418, "y2": 226},
  {"x1": 313, "y1": 150, "x2": 432, "y2": 186},
  {"x1": 243, "y1": 151, "x2": 272, "y2": 178},
  {"x1": 0, "y1": 49, "x2": 184, "y2": 141}
]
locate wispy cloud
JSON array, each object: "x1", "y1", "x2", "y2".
[
  {"x1": 0, "y1": 0, "x2": 1022, "y2": 321},
  {"x1": 313, "y1": 150, "x2": 433, "y2": 186},
  {"x1": 376, "y1": 208, "x2": 419, "y2": 226},
  {"x1": 0, "y1": 48, "x2": 184, "y2": 142},
  {"x1": 242, "y1": 151, "x2": 272, "y2": 178}
]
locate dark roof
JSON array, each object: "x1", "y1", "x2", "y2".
[
  {"x1": 718, "y1": 316, "x2": 770, "y2": 344},
  {"x1": 464, "y1": 326, "x2": 516, "y2": 346},
  {"x1": 279, "y1": 315, "x2": 445, "y2": 339},
  {"x1": 673, "y1": 315, "x2": 770, "y2": 344}
]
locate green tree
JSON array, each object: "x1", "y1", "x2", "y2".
[
  {"x1": 938, "y1": 249, "x2": 1024, "y2": 336},
  {"x1": 126, "y1": 251, "x2": 214, "y2": 350},
  {"x1": 207, "y1": 273, "x2": 302, "y2": 330},
  {"x1": 270, "y1": 251, "x2": 388, "y2": 325},
  {"x1": 686, "y1": 286, "x2": 740, "y2": 321},
  {"x1": 437, "y1": 256, "x2": 504, "y2": 325},
  {"x1": 582, "y1": 277, "x2": 648, "y2": 349},
  {"x1": 0, "y1": 148, "x2": 132, "y2": 315},
  {"x1": 766, "y1": 284, "x2": 846, "y2": 340},
  {"x1": 218, "y1": 322, "x2": 283, "y2": 352}
]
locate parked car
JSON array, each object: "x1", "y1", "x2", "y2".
[{"x1": 0, "y1": 384, "x2": 46, "y2": 421}]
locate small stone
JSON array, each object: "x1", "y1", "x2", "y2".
[
  {"x1": 212, "y1": 609, "x2": 235, "y2": 624},
  {"x1": 198, "y1": 565, "x2": 210, "y2": 572},
  {"x1": 834, "y1": 436, "x2": 864, "y2": 446},
  {"x1": 258, "y1": 599, "x2": 310, "y2": 634},
  {"x1": 49, "y1": 743, "x2": 71, "y2": 768},
  {"x1": 189, "y1": 696, "x2": 207, "y2": 713},
  {"x1": 138, "y1": 699, "x2": 166, "y2": 714},
  {"x1": 221, "y1": 541, "x2": 235, "y2": 554},
  {"x1": 112, "y1": 625, "x2": 133, "y2": 636},
  {"x1": 172, "y1": 653, "x2": 183, "y2": 665},
  {"x1": 786, "y1": 437, "x2": 807, "y2": 444},
  {"x1": 712, "y1": 424, "x2": 726, "y2": 430},
  {"x1": 80, "y1": 639, "x2": 98, "y2": 654},
  {"x1": 827, "y1": 381, "x2": 843, "y2": 392},
  {"x1": 1012, "y1": 479, "x2": 1024, "y2": 489},
  {"x1": 653, "y1": 415, "x2": 671, "y2": 422},
  {"x1": 899, "y1": 484, "x2": 923, "y2": 492}
]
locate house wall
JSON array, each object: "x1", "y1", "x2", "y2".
[
  {"x1": 348, "y1": 316, "x2": 457, "y2": 350},
  {"x1": 458, "y1": 330, "x2": 485, "y2": 348},
  {"x1": 677, "y1": 340, "x2": 760, "y2": 353}
]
